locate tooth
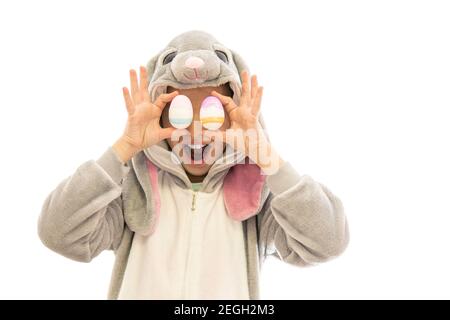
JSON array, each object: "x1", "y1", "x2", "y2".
[{"x1": 188, "y1": 144, "x2": 205, "y2": 149}]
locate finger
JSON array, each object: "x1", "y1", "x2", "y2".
[
  {"x1": 139, "y1": 66, "x2": 150, "y2": 101},
  {"x1": 241, "y1": 70, "x2": 250, "y2": 102},
  {"x1": 154, "y1": 91, "x2": 179, "y2": 110},
  {"x1": 211, "y1": 90, "x2": 238, "y2": 115},
  {"x1": 251, "y1": 75, "x2": 258, "y2": 99},
  {"x1": 251, "y1": 86, "x2": 263, "y2": 115},
  {"x1": 129, "y1": 69, "x2": 140, "y2": 104},
  {"x1": 122, "y1": 87, "x2": 134, "y2": 114}
]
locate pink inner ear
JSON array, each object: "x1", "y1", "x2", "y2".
[
  {"x1": 145, "y1": 159, "x2": 161, "y2": 236},
  {"x1": 223, "y1": 163, "x2": 266, "y2": 221}
]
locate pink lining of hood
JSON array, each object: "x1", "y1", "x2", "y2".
[
  {"x1": 223, "y1": 163, "x2": 266, "y2": 221},
  {"x1": 145, "y1": 159, "x2": 161, "y2": 236}
]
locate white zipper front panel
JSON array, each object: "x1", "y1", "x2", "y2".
[{"x1": 118, "y1": 174, "x2": 250, "y2": 300}]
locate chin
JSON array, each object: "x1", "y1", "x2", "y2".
[{"x1": 182, "y1": 163, "x2": 213, "y2": 177}]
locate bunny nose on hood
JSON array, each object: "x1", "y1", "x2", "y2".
[
  {"x1": 171, "y1": 50, "x2": 220, "y2": 84},
  {"x1": 185, "y1": 56, "x2": 205, "y2": 69},
  {"x1": 180, "y1": 54, "x2": 211, "y2": 82}
]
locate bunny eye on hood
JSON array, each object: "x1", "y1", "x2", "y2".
[
  {"x1": 163, "y1": 51, "x2": 177, "y2": 65},
  {"x1": 214, "y1": 50, "x2": 228, "y2": 63}
]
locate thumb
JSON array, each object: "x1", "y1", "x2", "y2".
[
  {"x1": 159, "y1": 127, "x2": 176, "y2": 141},
  {"x1": 211, "y1": 91, "x2": 237, "y2": 115}
]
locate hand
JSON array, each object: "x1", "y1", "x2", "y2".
[
  {"x1": 113, "y1": 66, "x2": 179, "y2": 163},
  {"x1": 211, "y1": 70, "x2": 263, "y2": 133},
  {"x1": 209, "y1": 71, "x2": 283, "y2": 173}
]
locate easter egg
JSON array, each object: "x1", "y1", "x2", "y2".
[
  {"x1": 200, "y1": 96, "x2": 225, "y2": 130},
  {"x1": 168, "y1": 95, "x2": 193, "y2": 129}
]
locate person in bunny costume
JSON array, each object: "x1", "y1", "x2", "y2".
[{"x1": 38, "y1": 30, "x2": 349, "y2": 299}]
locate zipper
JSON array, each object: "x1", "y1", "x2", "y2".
[
  {"x1": 191, "y1": 191, "x2": 197, "y2": 212},
  {"x1": 184, "y1": 191, "x2": 199, "y2": 298}
]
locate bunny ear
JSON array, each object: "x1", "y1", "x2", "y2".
[
  {"x1": 145, "y1": 50, "x2": 163, "y2": 84},
  {"x1": 230, "y1": 49, "x2": 250, "y2": 80},
  {"x1": 145, "y1": 55, "x2": 158, "y2": 81}
]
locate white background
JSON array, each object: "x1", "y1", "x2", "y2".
[{"x1": 0, "y1": 0, "x2": 449, "y2": 299}]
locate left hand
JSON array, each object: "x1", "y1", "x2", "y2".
[{"x1": 209, "y1": 70, "x2": 283, "y2": 173}]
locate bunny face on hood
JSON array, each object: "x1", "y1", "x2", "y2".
[{"x1": 146, "y1": 30, "x2": 248, "y2": 106}]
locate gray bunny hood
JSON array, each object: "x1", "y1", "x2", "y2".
[
  {"x1": 146, "y1": 30, "x2": 245, "y2": 106},
  {"x1": 142, "y1": 30, "x2": 266, "y2": 191},
  {"x1": 125, "y1": 30, "x2": 270, "y2": 235}
]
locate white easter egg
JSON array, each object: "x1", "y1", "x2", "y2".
[
  {"x1": 169, "y1": 95, "x2": 193, "y2": 129},
  {"x1": 200, "y1": 96, "x2": 225, "y2": 130}
]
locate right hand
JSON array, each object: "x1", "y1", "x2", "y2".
[{"x1": 114, "y1": 66, "x2": 179, "y2": 162}]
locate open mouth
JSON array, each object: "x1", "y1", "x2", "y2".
[{"x1": 182, "y1": 143, "x2": 208, "y2": 164}]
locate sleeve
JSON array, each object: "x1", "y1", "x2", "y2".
[
  {"x1": 37, "y1": 146, "x2": 131, "y2": 262},
  {"x1": 257, "y1": 161, "x2": 349, "y2": 266}
]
